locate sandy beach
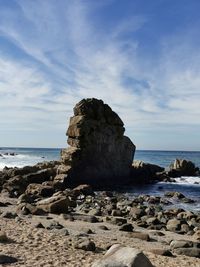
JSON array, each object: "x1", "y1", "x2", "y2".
[{"x1": 0, "y1": 193, "x2": 200, "y2": 267}]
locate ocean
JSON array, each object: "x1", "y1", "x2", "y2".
[{"x1": 0, "y1": 147, "x2": 200, "y2": 210}]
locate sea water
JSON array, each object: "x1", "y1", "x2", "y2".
[
  {"x1": 0, "y1": 147, "x2": 60, "y2": 169},
  {"x1": 0, "y1": 147, "x2": 200, "y2": 210}
]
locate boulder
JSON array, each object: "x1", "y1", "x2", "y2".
[
  {"x1": 72, "y1": 184, "x2": 94, "y2": 196},
  {"x1": 59, "y1": 98, "x2": 135, "y2": 187},
  {"x1": 35, "y1": 194, "x2": 72, "y2": 214},
  {"x1": 131, "y1": 161, "x2": 164, "y2": 183},
  {"x1": 168, "y1": 159, "x2": 198, "y2": 177},
  {"x1": 91, "y1": 244, "x2": 153, "y2": 267},
  {"x1": 25, "y1": 183, "x2": 54, "y2": 197},
  {"x1": 166, "y1": 219, "x2": 182, "y2": 232}
]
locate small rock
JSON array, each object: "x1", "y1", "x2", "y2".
[
  {"x1": 32, "y1": 222, "x2": 45, "y2": 229},
  {"x1": 166, "y1": 219, "x2": 181, "y2": 232},
  {"x1": 170, "y1": 240, "x2": 193, "y2": 249},
  {"x1": 129, "y1": 232, "x2": 150, "y2": 241},
  {"x1": 1, "y1": 211, "x2": 18, "y2": 219},
  {"x1": 0, "y1": 254, "x2": 18, "y2": 264},
  {"x1": 98, "y1": 225, "x2": 109, "y2": 231},
  {"x1": 74, "y1": 238, "x2": 96, "y2": 251},
  {"x1": 174, "y1": 247, "x2": 200, "y2": 258},
  {"x1": 119, "y1": 223, "x2": 133, "y2": 232},
  {"x1": 110, "y1": 217, "x2": 127, "y2": 226},
  {"x1": 150, "y1": 249, "x2": 173, "y2": 257},
  {"x1": 0, "y1": 231, "x2": 9, "y2": 242}
]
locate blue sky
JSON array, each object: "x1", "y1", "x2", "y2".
[{"x1": 0, "y1": 0, "x2": 200, "y2": 150}]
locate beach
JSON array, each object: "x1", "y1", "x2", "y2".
[{"x1": 1, "y1": 189, "x2": 200, "y2": 267}]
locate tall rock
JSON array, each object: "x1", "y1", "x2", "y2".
[{"x1": 58, "y1": 98, "x2": 135, "y2": 187}]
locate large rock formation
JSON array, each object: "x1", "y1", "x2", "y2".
[{"x1": 58, "y1": 98, "x2": 135, "y2": 187}]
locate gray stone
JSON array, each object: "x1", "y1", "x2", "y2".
[
  {"x1": 36, "y1": 195, "x2": 72, "y2": 214},
  {"x1": 74, "y1": 238, "x2": 96, "y2": 251},
  {"x1": 170, "y1": 240, "x2": 193, "y2": 249},
  {"x1": 166, "y1": 219, "x2": 182, "y2": 232},
  {"x1": 174, "y1": 247, "x2": 200, "y2": 258},
  {"x1": 91, "y1": 244, "x2": 153, "y2": 267},
  {"x1": 128, "y1": 232, "x2": 150, "y2": 241}
]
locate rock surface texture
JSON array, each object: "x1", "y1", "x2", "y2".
[
  {"x1": 92, "y1": 244, "x2": 154, "y2": 267},
  {"x1": 59, "y1": 98, "x2": 135, "y2": 187}
]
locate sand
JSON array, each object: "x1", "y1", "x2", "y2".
[{"x1": 1, "y1": 204, "x2": 200, "y2": 267}]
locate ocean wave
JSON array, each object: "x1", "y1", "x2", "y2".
[
  {"x1": 0, "y1": 153, "x2": 44, "y2": 170},
  {"x1": 158, "y1": 176, "x2": 200, "y2": 185},
  {"x1": 174, "y1": 176, "x2": 200, "y2": 185}
]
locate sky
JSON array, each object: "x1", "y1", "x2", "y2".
[{"x1": 0, "y1": 0, "x2": 200, "y2": 150}]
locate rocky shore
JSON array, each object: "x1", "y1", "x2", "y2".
[
  {"x1": 0, "y1": 98, "x2": 200, "y2": 266},
  {"x1": 0, "y1": 187, "x2": 200, "y2": 266}
]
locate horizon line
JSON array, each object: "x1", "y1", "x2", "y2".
[{"x1": 1, "y1": 146, "x2": 200, "y2": 153}]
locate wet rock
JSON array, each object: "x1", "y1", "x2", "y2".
[{"x1": 92, "y1": 244, "x2": 153, "y2": 267}]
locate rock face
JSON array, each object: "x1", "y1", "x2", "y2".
[{"x1": 59, "y1": 98, "x2": 135, "y2": 187}]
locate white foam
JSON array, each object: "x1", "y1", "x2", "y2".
[
  {"x1": 0, "y1": 153, "x2": 43, "y2": 170},
  {"x1": 174, "y1": 176, "x2": 200, "y2": 185}
]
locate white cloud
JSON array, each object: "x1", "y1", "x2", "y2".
[{"x1": 0, "y1": 0, "x2": 200, "y2": 149}]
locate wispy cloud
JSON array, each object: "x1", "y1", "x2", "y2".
[{"x1": 0, "y1": 0, "x2": 200, "y2": 149}]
